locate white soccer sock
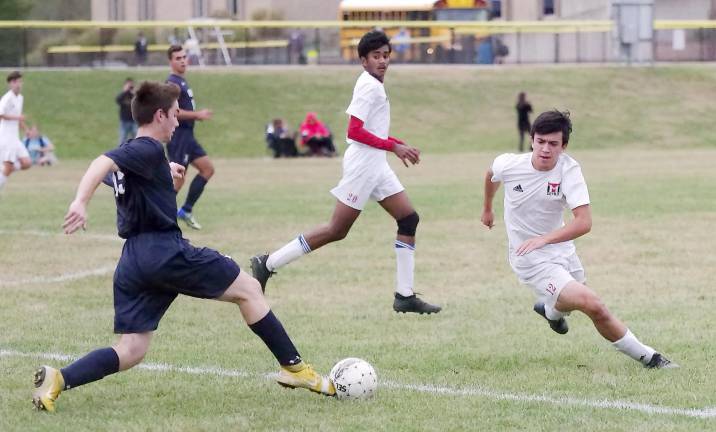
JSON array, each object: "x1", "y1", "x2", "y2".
[
  {"x1": 0, "y1": 173, "x2": 7, "y2": 192},
  {"x1": 612, "y1": 329, "x2": 656, "y2": 365},
  {"x1": 544, "y1": 303, "x2": 566, "y2": 320},
  {"x1": 266, "y1": 235, "x2": 311, "y2": 271},
  {"x1": 394, "y1": 240, "x2": 415, "y2": 297}
]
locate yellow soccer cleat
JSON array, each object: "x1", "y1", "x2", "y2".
[
  {"x1": 32, "y1": 366, "x2": 65, "y2": 412},
  {"x1": 276, "y1": 362, "x2": 336, "y2": 397}
]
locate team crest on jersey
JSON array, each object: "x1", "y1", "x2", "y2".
[{"x1": 546, "y1": 182, "x2": 561, "y2": 196}]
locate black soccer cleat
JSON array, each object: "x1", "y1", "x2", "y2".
[
  {"x1": 533, "y1": 302, "x2": 569, "y2": 335},
  {"x1": 250, "y1": 254, "x2": 274, "y2": 293},
  {"x1": 393, "y1": 293, "x2": 442, "y2": 315},
  {"x1": 644, "y1": 352, "x2": 679, "y2": 369}
]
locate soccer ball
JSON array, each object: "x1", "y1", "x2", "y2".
[{"x1": 329, "y1": 358, "x2": 378, "y2": 400}]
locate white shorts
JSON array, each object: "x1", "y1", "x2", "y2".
[
  {"x1": 511, "y1": 252, "x2": 586, "y2": 310},
  {"x1": 330, "y1": 144, "x2": 404, "y2": 210},
  {"x1": 0, "y1": 138, "x2": 29, "y2": 163}
]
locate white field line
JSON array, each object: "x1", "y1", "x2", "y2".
[
  {"x1": 1, "y1": 348, "x2": 714, "y2": 419},
  {"x1": 0, "y1": 265, "x2": 116, "y2": 287},
  {"x1": 0, "y1": 229, "x2": 120, "y2": 287}
]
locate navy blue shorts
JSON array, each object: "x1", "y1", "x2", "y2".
[
  {"x1": 113, "y1": 231, "x2": 240, "y2": 334},
  {"x1": 167, "y1": 127, "x2": 207, "y2": 167}
]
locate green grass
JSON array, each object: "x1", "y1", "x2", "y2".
[
  {"x1": 1, "y1": 146, "x2": 715, "y2": 430},
  {"x1": 19, "y1": 65, "x2": 716, "y2": 159}
]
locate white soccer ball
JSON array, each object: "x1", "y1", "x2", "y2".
[{"x1": 329, "y1": 358, "x2": 378, "y2": 400}]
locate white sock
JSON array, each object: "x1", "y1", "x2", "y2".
[
  {"x1": 0, "y1": 173, "x2": 7, "y2": 192},
  {"x1": 266, "y1": 235, "x2": 310, "y2": 271},
  {"x1": 544, "y1": 303, "x2": 567, "y2": 320},
  {"x1": 612, "y1": 329, "x2": 656, "y2": 365},
  {"x1": 394, "y1": 240, "x2": 415, "y2": 297}
]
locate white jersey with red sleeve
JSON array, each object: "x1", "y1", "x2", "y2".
[
  {"x1": 490, "y1": 152, "x2": 590, "y2": 266},
  {"x1": 345, "y1": 71, "x2": 390, "y2": 160}
]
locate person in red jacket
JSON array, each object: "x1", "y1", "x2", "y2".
[
  {"x1": 251, "y1": 30, "x2": 441, "y2": 315},
  {"x1": 299, "y1": 112, "x2": 336, "y2": 156}
]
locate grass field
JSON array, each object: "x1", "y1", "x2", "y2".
[
  {"x1": 17, "y1": 64, "x2": 716, "y2": 158},
  {"x1": 1, "y1": 65, "x2": 716, "y2": 430},
  {"x1": 1, "y1": 146, "x2": 716, "y2": 431}
]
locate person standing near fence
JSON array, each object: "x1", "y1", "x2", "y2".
[
  {"x1": 516, "y1": 92, "x2": 532, "y2": 152},
  {"x1": 116, "y1": 78, "x2": 137, "y2": 145}
]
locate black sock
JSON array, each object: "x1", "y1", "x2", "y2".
[
  {"x1": 182, "y1": 175, "x2": 208, "y2": 213},
  {"x1": 249, "y1": 311, "x2": 302, "y2": 366},
  {"x1": 60, "y1": 347, "x2": 120, "y2": 390}
]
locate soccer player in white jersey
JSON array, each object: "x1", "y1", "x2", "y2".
[
  {"x1": 251, "y1": 30, "x2": 440, "y2": 314},
  {"x1": 0, "y1": 71, "x2": 31, "y2": 193},
  {"x1": 481, "y1": 110, "x2": 675, "y2": 368}
]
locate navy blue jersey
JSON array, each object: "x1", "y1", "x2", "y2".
[
  {"x1": 167, "y1": 74, "x2": 195, "y2": 129},
  {"x1": 104, "y1": 137, "x2": 180, "y2": 239}
]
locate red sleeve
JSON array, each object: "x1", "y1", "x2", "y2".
[{"x1": 347, "y1": 116, "x2": 394, "y2": 151}]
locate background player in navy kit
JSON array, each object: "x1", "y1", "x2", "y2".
[
  {"x1": 31, "y1": 81, "x2": 334, "y2": 413},
  {"x1": 166, "y1": 45, "x2": 214, "y2": 230}
]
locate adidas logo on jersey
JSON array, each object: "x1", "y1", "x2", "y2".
[{"x1": 513, "y1": 184, "x2": 524, "y2": 192}]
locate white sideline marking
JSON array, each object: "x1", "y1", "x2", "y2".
[
  {"x1": 0, "y1": 229, "x2": 120, "y2": 287},
  {"x1": 0, "y1": 265, "x2": 115, "y2": 287},
  {"x1": 1, "y1": 348, "x2": 714, "y2": 419}
]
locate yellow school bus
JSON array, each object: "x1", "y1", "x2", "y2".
[{"x1": 339, "y1": 0, "x2": 490, "y2": 62}]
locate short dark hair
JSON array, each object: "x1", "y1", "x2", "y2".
[
  {"x1": 131, "y1": 81, "x2": 180, "y2": 125},
  {"x1": 357, "y1": 30, "x2": 391, "y2": 58},
  {"x1": 531, "y1": 110, "x2": 573, "y2": 145},
  {"x1": 6, "y1": 71, "x2": 22, "y2": 82},
  {"x1": 167, "y1": 44, "x2": 184, "y2": 59}
]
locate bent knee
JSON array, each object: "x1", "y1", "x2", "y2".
[
  {"x1": 582, "y1": 297, "x2": 610, "y2": 321},
  {"x1": 397, "y1": 211, "x2": 419, "y2": 236},
  {"x1": 224, "y1": 274, "x2": 263, "y2": 304},
  {"x1": 115, "y1": 341, "x2": 149, "y2": 367},
  {"x1": 327, "y1": 224, "x2": 350, "y2": 241},
  {"x1": 200, "y1": 166, "x2": 215, "y2": 179}
]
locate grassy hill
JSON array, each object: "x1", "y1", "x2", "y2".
[{"x1": 18, "y1": 65, "x2": 716, "y2": 159}]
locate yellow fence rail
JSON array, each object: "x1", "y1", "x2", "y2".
[{"x1": 47, "y1": 39, "x2": 289, "y2": 54}]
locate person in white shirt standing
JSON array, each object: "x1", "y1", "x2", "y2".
[
  {"x1": 251, "y1": 30, "x2": 441, "y2": 314},
  {"x1": 481, "y1": 110, "x2": 676, "y2": 368},
  {"x1": 0, "y1": 71, "x2": 31, "y2": 193}
]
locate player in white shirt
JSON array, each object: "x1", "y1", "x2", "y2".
[
  {"x1": 0, "y1": 71, "x2": 31, "y2": 193},
  {"x1": 481, "y1": 110, "x2": 676, "y2": 368},
  {"x1": 251, "y1": 31, "x2": 441, "y2": 314}
]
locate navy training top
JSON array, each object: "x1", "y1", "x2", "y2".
[{"x1": 166, "y1": 73, "x2": 195, "y2": 129}]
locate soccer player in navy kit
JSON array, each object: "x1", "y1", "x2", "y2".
[
  {"x1": 166, "y1": 45, "x2": 214, "y2": 230},
  {"x1": 31, "y1": 81, "x2": 335, "y2": 413}
]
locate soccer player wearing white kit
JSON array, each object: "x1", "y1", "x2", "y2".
[
  {"x1": 481, "y1": 110, "x2": 676, "y2": 369},
  {"x1": 0, "y1": 71, "x2": 31, "y2": 193},
  {"x1": 251, "y1": 30, "x2": 440, "y2": 314}
]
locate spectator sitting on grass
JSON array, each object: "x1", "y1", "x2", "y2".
[
  {"x1": 24, "y1": 125, "x2": 57, "y2": 166},
  {"x1": 299, "y1": 112, "x2": 336, "y2": 156}
]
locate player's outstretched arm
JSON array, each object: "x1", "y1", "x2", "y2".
[
  {"x1": 481, "y1": 169, "x2": 500, "y2": 229},
  {"x1": 63, "y1": 155, "x2": 118, "y2": 234},
  {"x1": 515, "y1": 204, "x2": 592, "y2": 255}
]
